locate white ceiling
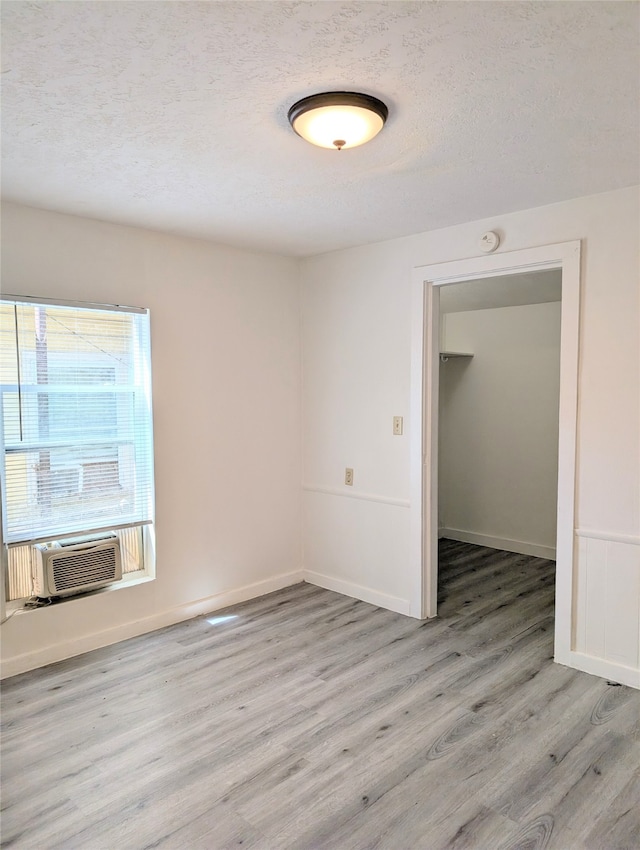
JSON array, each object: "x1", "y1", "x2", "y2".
[
  {"x1": 2, "y1": 1, "x2": 639, "y2": 257},
  {"x1": 439, "y1": 269, "x2": 562, "y2": 314}
]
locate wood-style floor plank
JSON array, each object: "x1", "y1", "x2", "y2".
[{"x1": 2, "y1": 540, "x2": 639, "y2": 849}]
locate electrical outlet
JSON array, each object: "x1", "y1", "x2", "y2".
[
  {"x1": 393, "y1": 416, "x2": 403, "y2": 436},
  {"x1": 345, "y1": 468, "x2": 354, "y2": 486}
]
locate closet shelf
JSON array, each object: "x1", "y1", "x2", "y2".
[{"x1": 439, "y1": 351, "x2": 474, "y2": 363}]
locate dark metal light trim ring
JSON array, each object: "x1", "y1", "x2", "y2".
[{"x1": 287, "y1": 91, "x2": 389, "y2": 133}]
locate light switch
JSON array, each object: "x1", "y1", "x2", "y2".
[{"x1": 393, "y1": 416, "x2": 403, "y2": 436}]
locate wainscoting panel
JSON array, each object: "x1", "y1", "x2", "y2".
[
  {"x1": 303, "y1": 488, "x2": 412, "y2": 613},
  {"x1": 574, "y1": 532, "x2": 640, "y2": 676}
]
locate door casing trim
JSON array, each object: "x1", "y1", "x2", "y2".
[{"x1": 409, "y1": 241, "x2": 581, "y2": 668}]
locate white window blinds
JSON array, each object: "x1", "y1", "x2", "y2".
[{"x1": 0, "y1": 298, "x2": 154, "y2": 545}]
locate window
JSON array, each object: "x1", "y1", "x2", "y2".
[{"x1": 1, "y1": 297, "x2": 155, "y2": 601}]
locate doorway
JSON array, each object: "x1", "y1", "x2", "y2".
[
  {"x1": 437, "y1": 270, "x2": 562, "y2": 616},
  {"x1": 409, "y1": 241, "x2": 581, "y2": 668}
]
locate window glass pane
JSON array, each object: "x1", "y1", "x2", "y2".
[{"x1": 0, "y1": 300, "x2": 154, "y2": 544}]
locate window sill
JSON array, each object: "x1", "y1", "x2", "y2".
[{"x1": 3, "y1": 572, "x2": 155, "y2": 622}]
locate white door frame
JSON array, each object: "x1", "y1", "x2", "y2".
[{"x1": 409, "y1": 241, "x2": 581, "y2": 667}]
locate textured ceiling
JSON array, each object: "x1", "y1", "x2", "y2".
[{"x1": 2, "y1": 1, "x2": 639, "y2": 257}]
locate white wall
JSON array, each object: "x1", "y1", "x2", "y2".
[
  {"x1": 439, "y1": 302, "x2": 561, "y2": 559},
  {"x1": 301, "y1": 186, "x2": 639, "y2": 686},
  {"x1": 301, "y1": 243, "x2": 413, "y2": 612},
  {"x1": 3, "y1": 186, "x2": 638, "y2": 687},
  {"x1": 1, "y1": 202, "x2": 302, "y2": 677}
]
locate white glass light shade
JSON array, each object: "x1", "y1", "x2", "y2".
[{"x1": 288, "y1": 92, "x2": 388, "y2": 150}]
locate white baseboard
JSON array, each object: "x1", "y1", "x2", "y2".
[
  {"x1": 0, "y1": 569, "x2": 304, "y2": 680},
  {"x1": 440, "y1": 528, "x2": 556, "y2": 561},
  {"x1": 556, "y1": 650, "x2": 640, "y2": 690},
  {"x1": 5, "y1": 565, "x2": 637, "y2": 691},
  {"x1": 304, "y1": 570, "x2": 411, "y2": 616}
]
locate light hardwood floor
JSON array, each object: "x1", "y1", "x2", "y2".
[{"x1": 1, "y1": 541, "x2": 639, "y2": 850}]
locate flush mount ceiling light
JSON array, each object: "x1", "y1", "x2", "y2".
[{"x1": 288, "y1": 91, "x2": 388, "y2": 151}]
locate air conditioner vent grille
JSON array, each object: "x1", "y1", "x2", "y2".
[{"x1": 51, "y1": 548, "x2": 118, "y2": 591}]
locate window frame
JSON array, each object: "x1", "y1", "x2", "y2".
[{"x1": 0, "y1": 294, "x2": 156, "y2": 607}]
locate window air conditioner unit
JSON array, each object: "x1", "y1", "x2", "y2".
[{"x1": 32, "y1": 533, "x2": 122, "y2": 598}]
